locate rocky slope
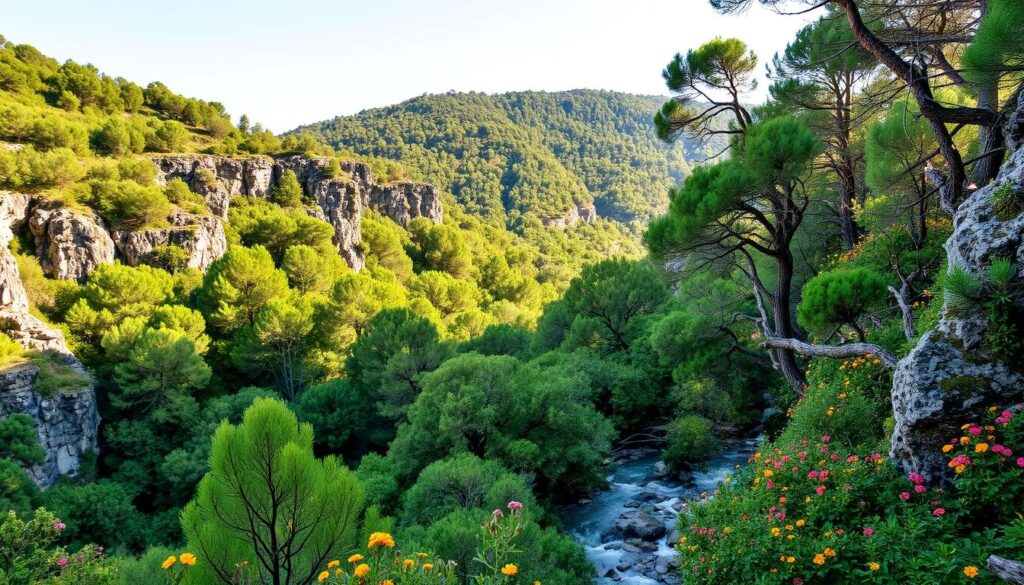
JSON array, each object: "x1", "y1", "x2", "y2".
[
  {"x1": 0, "y1": 192, "x2": 99, "y2": 489},
  {"x1": 151, "y1": 154, "x2": 443, "y2": 271},
  {"x1": 890, "y1": 94, "x2": 1024, "y2": 480}
]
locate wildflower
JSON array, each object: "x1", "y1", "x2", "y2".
[
  {"x1": 422, "y1": 564, "x2": 434, "y2": 571},
  {"x1": 328, "y1": 560, "x2": 341, "y2": 569},
  {"x1": 1018, "y1": 457, "x2": 1024, "y2": 468},
  {"x1": 813, "y1": 553, "x2": 826, "y2": 565},
  {"x1": 964, "y1": 566, "x2": 979, "y2": 578},
  {"x1": 501, "y1": 564, "x2": 518, "y2": 576},
  {"x1": 992, "y1": 444, "x2": 1013, "y2": 457},
  {"x1": 899, "y1": 492, "x2": 911, "y2": 501},
  {"x1": 863, "y1": 528, "x2": 874, "y2": 536},
  {"x1": 180, "y1": 553, "x2": 196, "y2": 566},
  {"x1": 932, "y1": 507, "x2": 945, "y2": 516},
  {"x1": 58, "y1": 557, "x2": 68, "y2": 567},
  {"x1": 824, "y1": 548, "x2": 836, "y2": 558},
  {"x1": 162, "y1": 556, "x2": 177, "y2": 570},
  {"x1": 908, "y1": 472, "x2": 925, "y2": 484},
  {"x1": 368, "y1": 532, "x2": 395, "y2": 548},
  {"x1": 975, "y1": 443, "x2": 989, "y2": 453},
  {"x1": 54, "y1": 521, "x2": 66, "y2": 531},
  {"x1": 318, "y1": 571, "x2": 330, "y2": 582},
  {"x1": 796, "y1": 519, "x2": 806, "y2": 527},
  {"x1": 868, "y1": 562, "x2": 880, "y2": 571},
  {"x1": 942, "y1": 444, "x2": 954, "y2": 453},
  {"x1": 771, "y1": 527, "x2": 782, "y2": 537},
  {"x1": 815, "y1": 485, "x2": 826, "y2": 496},
  {"x1": 960, "y1": 436, "x2": 971, "y2": 445},
  {"x1": 508, "y1": 500, "x2": 524, "y2": 511},
  {"x1": 821, "y1": 435, "x2": 830, "y2": 443},
  {"x1": 354, "y1": 564, "x2": 370, "y2": 578},
  {"x1": 403, "y1": 559, "x2": 416, "y2": 569},
  {"x1": 349, "y1": 554, "x2": 365, "y2": 564},
  {"x1": 382, "y1": 581, "x2": 394, "y2": 585},
  {"x1": 786, "y1": 556, "x2": 795, "y2": 563},
  {"x1": 968, "y1": 425, "x2": 982, "y2": 436}
]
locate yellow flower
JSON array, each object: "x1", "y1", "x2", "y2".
[
  {"x1": 824, "y1": 547, "x2": 836, "y2": 558},
  {"x1": 868, "y1": 562, "x2": 880, "y2": 571},
  {"x1": 348, "y1": 554, "x2": 365, "y2": 564},
  {"x1": 381, "y1": 581, "x2": 395, "y2": 585},
  {"x1": 796, "y1": 519, "x2": 806, "y2": 527},
  {"x1": 501, "y1": 564, "x2": 519, "y2": 576},
  {"x1": 422, "y1": 563, "x2": 434, "y2": 572},
  {"x1": 403, "y1": 559, "x2": 416, "y2": 569},
  {"x1": 964, "y1": 566, "x2": 979, "y2": 578},
  {"x1": 975, "y1": 443, "x2": 989, "y2": 453},
  {"x1": 354, "y1": 563, "x2": 370, "y2": 578},
  {"x1": 679, "y1": 536, "x2": 689, "y2": 545},
  {"x1": 335, "y1": 568, "x2": 344, "y2": 576},
  {"x1": 368, "y1": 532, "x2": 395, "y2": 548},
  {"x1": 179, "y1": 553, "x2": 197, "y2": 567},
  {"x1": 813, "y1": 554, "x2": 826, "y2": 565},
  {"x1": 771, "y1": 527, "x2": 781, "y2": 537},
  {"x1": 161, "y1": 556, "x2": 177, "y2": 570},
  {"x1": 328, "y1": 560, "x2": 340, "y2": 569},
  {"x1": 763, "y1": 469, "x2": 774, "y2": 478},
  {"x1": 722, "y1": 527, "x2": 732, "y2": 535},
  {"x1": 318, "y1": 571, "x2": 330, "y2": 583},
  {"x1": 786, "y1": 556, "x2": 795, "y2": 564},
  {"x1": 942, "y1": 444, "x2": 954, "y2": 453},
  {"x1": 960, "y1": 436, "x2": 971, "y2": 445},
  {"x1": 417, "y1": 552, "x2": 429, "y2": 559}
]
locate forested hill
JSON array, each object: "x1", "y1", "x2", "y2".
[{"x1": 292, "y1": 90, "x2": 722, "y2": 224}]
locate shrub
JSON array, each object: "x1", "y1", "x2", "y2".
[
  {"x1": 0, "y1": 331, "x2": 24, "y2": 367},
  {"x1": 798, "y1": 268, "x2": 889, "y2": 341},
  {"x1": 664, "y1": 414, "x2": 719, "y2": 468},
  {"x1": 0, "y1": 508, "x2": 121, "y2": 584}
]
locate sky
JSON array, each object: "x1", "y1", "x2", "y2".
[{"x1": 3, "y1": 0, "x2": 815, "y2": 132}]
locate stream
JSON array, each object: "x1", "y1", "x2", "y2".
[{"x1": 561, "y1": 437, "x2": 761, "y2": 584}]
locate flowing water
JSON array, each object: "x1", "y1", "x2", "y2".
[{"x1": 561, "y1": 437, "x2": 761, "y2": 584}]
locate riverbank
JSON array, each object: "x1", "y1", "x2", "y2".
[{"x1": 561, "y1": 436, "x2": 761, "y2": 584}]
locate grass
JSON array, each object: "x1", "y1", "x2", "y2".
[{"x1": 26, "y1": 350, "x2": 92, "y2": 396}]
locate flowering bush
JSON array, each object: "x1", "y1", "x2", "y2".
[
  {"x1": 315, "y1": 502, "x2": 530, "y2": 585},
  {"x1": 0, "y1": 508, "x2": 120, "y2": 584},
  {"x1": 674, "y1": 410, "x2": 1024, "y2": 584}
]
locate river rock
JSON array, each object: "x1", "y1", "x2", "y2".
[{"x1": 613, "y1": 511, "x2": 667, "y2": 542}]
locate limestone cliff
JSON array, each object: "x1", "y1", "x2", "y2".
[
  {"x1": 890, "y1": 95, "x2": 1024, "y2": 479},
  {"x1": 113, "y1": 210, "x2": 227, "y2": 272},
  {"x1": 28, "y1": 200, "x2": 116, "y2": 283},
  {"x1": 151, "y1": 153, "x2": 444, "y2": 271},
  {"x1": 0, "y1": 192, "x2": 99, "y2": 488}
]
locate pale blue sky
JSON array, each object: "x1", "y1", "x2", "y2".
[{"x1": 4, "y1": 0, "x2": 814, "y2": 131}]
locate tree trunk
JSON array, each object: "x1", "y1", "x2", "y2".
[
  {"x1": 838, "y1": 157, "x2": 859, "y2": 248},
  {"x1": 761, "y1": 337, "x2": 898, "y2": 369},
  {"x1": 772, "y1": 252, "x2": 806, "y2": 391},
  {"x1": 972, "y1": 77, "x2": 1005, "y2": 188}
]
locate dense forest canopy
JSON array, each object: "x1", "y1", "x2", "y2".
[
  {"x1": 2, "y1": 0, "x2": 1024, "y2": 582},
  {"x1": 293, "y1": 90, "x2": 727, "y2": 225}
]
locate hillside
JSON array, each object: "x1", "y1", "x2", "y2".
[{"x1": 293, "y1": 90, "x2": 723, "y2": 224}]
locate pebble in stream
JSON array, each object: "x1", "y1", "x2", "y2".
[{"x1": 561, "y1": 437, "x2": 761, "y2": 584}]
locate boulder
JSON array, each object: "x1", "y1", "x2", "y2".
[
  {"x1": 890, "y1": 109, "x2": 1024, "y2": 480},
  {"x1": 28, "y1": 200, "x2": 115, "y2": 282},
  {"x1": 612, "y1": 511, "x2": 667, "y2": 542}
]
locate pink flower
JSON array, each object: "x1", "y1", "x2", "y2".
[
  {"x1": 507, "y1": 501, "x2": 523, "y2": 511},
  {"x1": 863, "y1": 528, "x2": 874, "y2": 536},
  {"x1": 932, "y1": 507, "x2": 945, "y2": 516},
  {"x1": 808, "y1": 470, "x2": 819, "y2": 479},
  {"x1": 54, "y1": 521, "x2": 66, "y2": 531},
  {"x1": 1017, "y1": 457, "x2": 1024, "y2": 468},
  {"x1": 914, "y1": 485, "x2": 927, "y2": 493},
  {"x1": 816, "y1": 486, "x2": 827, "y2": 496},
  {"x1": 899, "y1": 492, "x2": 911, "y2": 501},
  {"x1": 57, "y1": 557, "x2": 68, "y2": 567},
  {"x1": 992, "y1": 444, "x2": 1013, "y2": 457},
  {"x1": 996, "y1": 410, "x2": 1013, "y2": 425},
  {"x1": 821, "y1": 435, "x2": 831, "y2": 443},
  {"x1": 968, "y1": 425, "x2": 982, "y2": 436},
  {"x1": 908, "y1": 472, "x2": 925, "y2": 484},
  {"x1": 766, "y1": 480, "x2": 774, "y2": 489}
]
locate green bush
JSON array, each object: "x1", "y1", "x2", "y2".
[
  {"x1": 798, "y1": 268, "x2": 889, "y2": 341},
  {"x1": 664, "y1": 414, "x2": 719, "y2": 468},
  {"x1": 0, "y1": 332, "x2": 24, "y2": 367}
]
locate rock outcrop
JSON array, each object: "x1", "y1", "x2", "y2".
[
  {"x1": 890, "y1": 109, "x2": 1024, "y2": 480},
  {"x1": 28, "y1": 200, "x2": 116, "y2": 283},
  {"x1": 368, "y1": 182, "x2": 443, "y2": 228},
  {"x1": 152, "y1": 154, "x2": 445, "y2": 271},
  {"x1": 541, "y1": 203, "x2": 598, "y2": 228},
  {"x1": 113, "y1": 210, "x2": 227, "y2": 272},
  {"x1": 0, "y1": 192, "x2": 99, "y2": 488},
  {"x1": 0, "y1": 363, "x2": 99, "y2": 487}
]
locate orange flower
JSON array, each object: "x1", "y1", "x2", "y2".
[
  {"x1": 813, "y1": 554, "x2": 826, "y2": 565},
  {"x1": 868, "y1": 562, "x2": 880, "y2": 571},
  {"x1": 422, "y1": 563, "x2": 434, "y2": 571},
  {"x1": 403, "y1": 559, "x2": 415, "y2": 569},
  {"x1": 179, "y1": 553, "x2": 196, "y2": 566},
  {"x1": 501, "y1": 564, "x2": 519, "y2": 576},
  {"x1": 348, "y1": 554, "x2": 364, "y2": 564},
  {"x1": 824, "y1": 548, "x2": 836, "y2": 558},
  {"x1": 318, "y1": 571, "x2": 330, "y2": 582},
  {"x1": 964, "y1": 566, "x2": 979, "y2": 578},
  {"x1": 328, "y1": 560, "x2": 340, "y2": 569},
  {"x1": 368, "y1": 532, "x2": 395, "y2": 548},
  {"x1": 161, "y1": 556, "x2": 177, "y2": 570},
  {"x1": 354, "y1": 563, "x2": 370, "y2": 578}
]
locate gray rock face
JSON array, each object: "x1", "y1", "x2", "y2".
[
  {"x1": 151, "y1": 154, "x2": 445, "y2": 272},
  {"x1": 113, "y1": 210, "x2": 227, "y2": 272},
  {"x1": 890, "y1": 111, "x2": 1024, "y2": 480},
  {"x1": 0, "y1": 363, "x2": 99, "y2": 488},
  {"x1": 28, "y1": 200, "x2": 116, "y2": 282},
  {"x1": 369, "y1": 182, "x2": 443, "y2": 228},
  {"x1": 541, "y1": 203, "x2": 598, "y2": 228},
  {"x1": 151, "y1": 155, "x2": 275, "y2": 218},
  {"x1": 0, "y1": 192, "x2": 99, "y2": 488}
]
